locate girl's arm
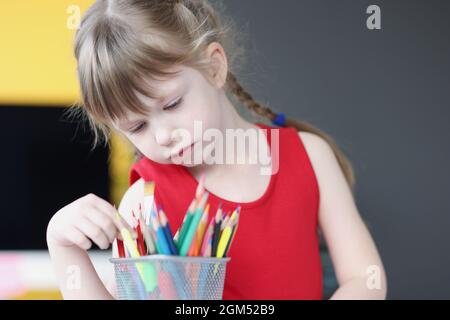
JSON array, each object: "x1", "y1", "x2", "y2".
[
  {"x1": 46, "y1": 179, "x2": 144, "y2": 300},
  {"x1": 300, "y1": 132, "x2": 387, "y2": 300}
]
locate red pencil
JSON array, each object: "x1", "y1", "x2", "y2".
[
  {"x1": 133, "y1": 210, "x2": 146, "y2": 256},
  {"x1": 113, "y1": 204, "x2": 126, "y2": 258},
  {"x1": 117, "y1": 239, "x2": 126, "y2": 258}
]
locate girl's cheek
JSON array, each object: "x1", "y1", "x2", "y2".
[
  {"x1": 134, "y1": 138, "x2": 173, "y2": 164},
  {"x1": 185, "y1": 105, "x2": 217, "y2": 131}
]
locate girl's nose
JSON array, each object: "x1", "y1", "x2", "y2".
[{"x1": 153, "y1": 126, "x2": 172, "y2": 147}]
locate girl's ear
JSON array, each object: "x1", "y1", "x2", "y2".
[{"x1": 205, "y1": 41, "x2": 228, "y2": 89}]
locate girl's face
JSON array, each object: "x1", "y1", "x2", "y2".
[{"x1": 114, "y1": 65, "x2": 224, "y2": 166}]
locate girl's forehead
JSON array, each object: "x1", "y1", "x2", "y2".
[
  {"x1": 113, "y1": 70, "x2": 188, "y2": 129},
  {"x1": 141, "y1": 65, "x2": 191, "y2": 99},
  {"x1": 140, "y1": 72, "x2": 187, "y2": 106}
]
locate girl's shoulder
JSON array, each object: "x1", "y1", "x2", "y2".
[
  {"x1": 297, "y1": 131, "x2": 338, "y2": 174},
  {"x1": 298, "y1": 131, "x2": 333, "y2": 155}
]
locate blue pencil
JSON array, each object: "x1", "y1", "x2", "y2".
[
  {"x1": 159, "y1": 208, "x2": 179, "y2": 255},
  {"x1": 150, "y1": 207, "x2": 171, "y2": 255}
]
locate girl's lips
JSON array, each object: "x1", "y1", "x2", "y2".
[{"x1": 171, "y1": 142, "x2": 195, "y2": 158}]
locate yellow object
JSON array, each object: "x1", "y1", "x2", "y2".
[
  {"x1": 0, "y1": 1, "x2": 95, "y2": 105},
  {"x1": 216, "y1": 223, "x2": 233, "y2": 258},
  {"x1": 120, "y1": 228, "x2": 140, "y2": 258},
  {"x1": 229, "y1": 208, "x2": 238, "y2": 224},
  {"x1": 213, "y1": 215, "x2": 234, "y2": 275},
  {"x1": 12, "y1": 290, "x2": 62, "y2": 300},
  {"x1": 117, "y1": 217, "x2": 157, "y2": 292}
]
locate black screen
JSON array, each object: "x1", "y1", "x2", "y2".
[{"x1": 0, "y1": 106, "x2": 110, "y2": 249}]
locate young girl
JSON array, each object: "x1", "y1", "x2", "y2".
[{"x1": 46, "y1": 0, "x2": 386, "y2": 299}]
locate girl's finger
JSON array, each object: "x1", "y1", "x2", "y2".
[
  {"x1": 66, "y1": 226, "x2": 92, "y2": 251},
  {"x1": 77, "y1": 217, "x2": 111, "y2": 250},
  {"x1": 84, "y1": 209, "x2": 118, "y2": 244},
  {"x1": 91, "y1": 199, "x2": 136, "y2": 238}
]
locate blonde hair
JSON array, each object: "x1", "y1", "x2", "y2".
[{"x1": 71, "y1": 0, "x2": 355, "y2": 188}]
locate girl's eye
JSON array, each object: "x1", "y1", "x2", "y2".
[
  {"x1": 163, "y1": 97, "x2": 182, "y2": 111},
  {"x1": 129, "y1": 122, "x2": 147, "y2": 134}
]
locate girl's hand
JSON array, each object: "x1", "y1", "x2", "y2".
[{"x1": 46, "y1": 193, "x2": 135, "y2": 251}]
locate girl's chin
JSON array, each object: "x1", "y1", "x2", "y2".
[
  {"x1": 178, "y1": 161, "x2": 202, "y2": 168},
  {"x1": 169, "y1": 157, "x2": 204, "y2": 167}
]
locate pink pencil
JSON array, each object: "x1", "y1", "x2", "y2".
[{"x1": 200, "y1": 219, "x2": 215, "y2": 256}]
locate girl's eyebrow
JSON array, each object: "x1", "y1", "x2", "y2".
[
  {"x1": 138, "y1": 81, "x2": 183, "y2": 108},
  {"x1": 116, "y1": 119, "x2": 142, "y2": 130},
  {"x1": 116, "y1": 80, "x2": 185, "y2": 129}
]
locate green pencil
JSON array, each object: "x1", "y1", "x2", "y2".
[
  {"x1": 176, "y1": 198, "x2": 197, "y2": 250},
  {"x1": 179, "y1": 192, "x2": 209, "y2": 256}
]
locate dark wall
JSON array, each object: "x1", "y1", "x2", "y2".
[
  {"x1": 0, "y1": 106, "x2": 110, "y2": 250},
  {"x1": 222, "y1": 0, "x2": 450, "y2": 299}
]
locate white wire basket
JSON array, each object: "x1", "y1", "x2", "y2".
[{"x1": 110, "y1": 255, "x2": 231, "y2": 300}]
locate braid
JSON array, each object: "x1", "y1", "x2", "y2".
[
  {"x1": 226, "y1": 71, "x2": 277, "y2": 121},
  {"x1": 226, "y1": 71, "x2": 356, "y2": 189}
]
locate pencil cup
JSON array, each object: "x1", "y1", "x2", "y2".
[{"x1": 110, "y1": 255, "x2": 230, "y2": 300}]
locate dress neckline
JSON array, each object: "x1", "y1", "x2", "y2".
[{"x1": 178, "y1": 122, "x2": 279, "y2": 209}]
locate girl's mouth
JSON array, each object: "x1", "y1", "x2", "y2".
[{"x1": 176, "y1": 142, "x2": 195, "y2": 157}]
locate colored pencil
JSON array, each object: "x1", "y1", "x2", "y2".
[
  {"x1": 211, "y1": 204, "x2": 222, "y2": 257},
  {"x1": 179, "y1": 192, "x2": 209, "y2": 256},
  {"x1": 150, "y1": 207, "x2": 172, "y2": 255},
  {"x1": 177, "y1": 198, "x2": 197, "y2": 250},
  {"x1": 115, "y1": 211, "x2": 158, "y2": 292},
  {"x1": 159, "y1": 208, "x2": 179, "y2": 255},
  {"x1": 188, "y1": 203, "x2": 209, "y2": 256},
  {"x1": 173, "y1": 229, "x2": 180, "y2": 244},
  {"x1": 221, "y1": 213, "x2": 230, "y2": 230},
  {"x1": 116, "y1": 239, "x2": 126, "y2": 258},
  {"x1": 133, "y1": 210, "x2": 146, "y2": 256},
  {"x1": 196, "y1": 174, "x2": 206, "y2": 198},
  {"x1": 216, "y1": 215, "x2": 234, "y2": 258},
  {"x1": 137, "y1": 205, "x2": 156, "y2": 254},
  {"x1": 224, "y1": 208, "x2": 240, "y2": 256},
  {"x1": 179, "y1": 174, "x2": 206, "y2": 248},
  {"x1": 201, "y1": 218, "x2": 215, "y2": 256},
  {"x1": 143, "y1": 181, "x2": 156, "y2": 225},
  {"x1": 148, "y1": 203, "x2": 162, "y2": 253}
]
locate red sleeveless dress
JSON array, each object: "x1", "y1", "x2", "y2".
[{"x1": 128, "y1": 122, "x2": 323, "y2": 299}]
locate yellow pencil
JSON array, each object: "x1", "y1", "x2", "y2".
[
  {"x1": 115, "y1": 212, "x2": 157, "y2": 292},
  {"x1": 224, "y1": 211, "x2": 240, "y2": 256},
  {"x1": 216, "y1": 218, "x2": 233, "y2": 258}
]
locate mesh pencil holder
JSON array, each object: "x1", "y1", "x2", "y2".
[{"x1": 110, "y1": 255, "x2": 231, "y2": 300}]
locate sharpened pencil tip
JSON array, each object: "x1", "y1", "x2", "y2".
[
  {"x1": 143, "y1": 181, "x2": 155, "y2": 196},
  {"x1": 196, "y1": 174, "x2": 206, "y2": 198}
]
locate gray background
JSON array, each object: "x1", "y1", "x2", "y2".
[{"x1": 221, "y1": 0, "x2": 450, "y2": 299}]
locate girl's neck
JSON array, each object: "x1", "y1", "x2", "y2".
[{"x1": 186, "y1": 94, "x2": 269, "y2": 189}]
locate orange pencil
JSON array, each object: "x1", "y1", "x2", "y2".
[
  {"x1": 187, "y1": 203, "x2": 209, "y2": 256},
  {"x1": 187, "y1": 207, "x2": 205, "y2": 256},
  {"x1": 194, "y1": 203, "x2": 210, "y2": 255}
]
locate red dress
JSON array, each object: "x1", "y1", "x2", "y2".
[{"x1": 128, "y1": 122, "x2": 323, "y2": 299}]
